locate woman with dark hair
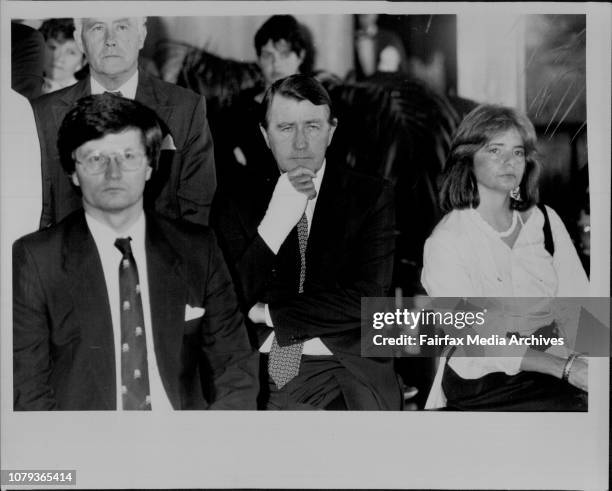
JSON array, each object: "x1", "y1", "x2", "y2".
[
  {"x1": 217, "y1": 15, "x2": 316, "y2": 185},
  {"x1": 39, "y1": 18, "x2": 85, "y2": 94},
  {"x1": 421, "y1": 104, "x2": 589, "y2": 411},
  {"x1": 254, "y1": 14, "x2": 315, "y2": 88}
]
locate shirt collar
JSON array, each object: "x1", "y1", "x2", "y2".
[
  {"x1": 90, "y1": 70, "x2": 139, "y2": 100},
  {"x1": 313, "y1": 159, "x2": 326, "y2": 195},
  {"x1": 85, "y1": 211, "x2": 146, "y2": 251}
]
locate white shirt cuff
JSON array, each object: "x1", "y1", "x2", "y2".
[
  {"x1": 264, "y1": 303, "x2": 274, "y2": 327},
  {"x1": 257, "y1": 226, "x2": 282, "y2": 255}
]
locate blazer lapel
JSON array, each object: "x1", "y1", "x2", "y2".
[
  {"x1": 136, "y1": 72, "x2": 175, "y2": 202},
  {"x1": 52, "y1": 79, "x2": 90, "y2": 128},
  {"x1": 62, "y1": 211, "x2": 116, "y2": 409},
  {"x1": 308, "y1": 162, "x2": 347, "y2": 260},
  {"x1": 145, "y1": 214, "x2": 189, "y2": 408},
  {"x1": 135, "y1": 71, "x2": 174, "y2": 132}
]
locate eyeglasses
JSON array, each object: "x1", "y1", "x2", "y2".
[{"x1": 75, "y1": 151, "x2": 146, "y2": 175}]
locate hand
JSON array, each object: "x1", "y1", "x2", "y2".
[
  {"x1": 567, "y1": 356, "x2": 588, "y2": 392},
  {"x1": 257, "y1": 172, "x2": 308, "y2": 254},
  {"x1": 248, "y1": 302, "x2": 267, "y2": 325},
  {"x1": 287, "y1": 167, "x2": 317, "y2": 200}
]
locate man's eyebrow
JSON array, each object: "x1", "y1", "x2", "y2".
[
  {"x1": 487, "y1": 142, "x2": 521, "y2": 146},
  {"x1": 83, "y1": 18, "x2": 104, "y2": 26}
]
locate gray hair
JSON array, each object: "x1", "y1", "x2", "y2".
[{"x1": 73, "y1": 17, "x2": 147, "y2": 39}]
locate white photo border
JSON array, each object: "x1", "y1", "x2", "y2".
[{"x1": 1, "y1": 2, "x2": 609, "y2": 489}]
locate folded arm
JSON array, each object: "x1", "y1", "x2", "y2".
[{"x1": 270, "y1": 183, "x2": 396, "y2": 344}]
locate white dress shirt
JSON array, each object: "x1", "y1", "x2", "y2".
[
  {"x1": 259, "y1": 160, "x2": 332, "y2": 355},
  {"x1": 90, "y1": 71, "x2": 138, "y2": 99},
  {"x1": 86, "y1": 212, "x2": 173, "y2": 411},
  {"x1": 421, "y1": 206, "x2": 589, "y2": 385}
]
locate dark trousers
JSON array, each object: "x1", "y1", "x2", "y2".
[
  {"x1": 442, "y1": 362, "x2": 588, "y2": 411},
  {"x1": 258, "y1": 354, "x2": 380, "y2": 410}
]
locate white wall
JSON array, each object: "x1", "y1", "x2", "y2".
[{"x1": 456, "y1": 13, "x2": 526, "y2": 110}]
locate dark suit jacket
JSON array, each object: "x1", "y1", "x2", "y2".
[
  {"x1": 11, "y1": 22, "x2": 45, "y2": 100},
  {"x1": 13, "y1": 211, "x2": 258, "y2": 410},
  {"x1": 31, "y1": 71, "x2": 216, "y2": 228},
  {"x1": 212, "y1": 161, "x2": 402, "y2": 410}
]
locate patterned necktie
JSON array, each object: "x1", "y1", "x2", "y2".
[
  {"x1": 105, "y1": 90, "x2": 123, "y2": 97},
  {"x1": 268, "y1": 213, "x2": 308, "y2": 388},
  {"x1": 114, "y1": 237, "x2": 151, "y2": 410}
]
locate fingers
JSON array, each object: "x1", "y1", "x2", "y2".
[
  {"x1": 292, "y1": 181, "x2": 317, "y2": 200},
  {"x1": 247, "y1": 302, "x2": 266, "y2": 324},
  {"x1": 287, "y1": 167, "x2": 316, "y2": 179},
  {"x1": 287, "y1": 167, "x2": 317, "y2": 199}
]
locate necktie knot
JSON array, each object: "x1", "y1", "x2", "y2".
[
  {"x1": 105, "y1": 90, "x2": 123, "y2": 97},
  {"x1": 114, "y1": 237, "x2": 133, "y2": 257}
]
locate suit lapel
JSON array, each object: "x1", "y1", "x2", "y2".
[
  {"x1": 136, "y1": 72, "x2": 175, "y2": 203},
  {"x1": 135, "y1": 71, "x2": 174, "y2": 133},
  {"x1": 62, "y1": 211, "x2": 116, "y2": 409},
  {"x1": 53, "y1": 79, "x2": 90, "y2": 128},
  {"x1": 145, "y1": 214, "x2": 188, "y2": 408},
  {"x1": 308, "y1": 162, "x2": 347, "y2": 260}
]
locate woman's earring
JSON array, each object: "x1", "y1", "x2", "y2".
[{"x1": 510, "y1": 186, "x2": 522, "y2": 201}]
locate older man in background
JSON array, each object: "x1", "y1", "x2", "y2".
[{"x1": 32, "y1": 17, "x2": 216, "y2": 228}]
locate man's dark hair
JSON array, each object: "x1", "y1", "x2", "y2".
[
  {"x1": 439, "y1": 103, "x2": 540, "y2": 213},
  {"x1": 254, "y1": 15, "x2": 315, "y2": 75},
  {"x1": 57, "y1": 93, "x2": 163, "y2": 174},
  {"x1": 259, "y1": 74, "x2": 335, "y2": 129}
]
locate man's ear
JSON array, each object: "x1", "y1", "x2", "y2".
[
  {"x1": 74, "y1": 29, "x2": 85, "y2": 54},
  {"x1": 71, "y1": 171, "x2": 80, "y2": 188},
  {"x1": 259, "y1": 124, "x2": 270, "y2": 148},
  {"x1": 327, "y1": 117, "x2": 338, "y2": 146},
  {"x1": 298, "y1": 49, "x2": 306, "y2": 64},
  {"x1": 138, "y1": 22, "x2": 147, "y2": 50},
  {"x1": 145, "y1": 163, "x2": 152, "y2": 181}
]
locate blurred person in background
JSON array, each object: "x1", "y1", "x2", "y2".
[
  {"x1": 217, "y1": 15, "x2": 316, "y2": 186},
  {"x1": 11, "y1": 20, "x2": 46, "y2": 99},
  {"x1": 352, "y1": 14, "x2": 408, "y2": 82},
  {"x1": 39, "y1": 19, "x2": 86, "y2": 94}
]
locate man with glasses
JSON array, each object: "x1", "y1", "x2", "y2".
[{"x1": 13, "y1": 94, "x2": 258, "y2": 411}]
